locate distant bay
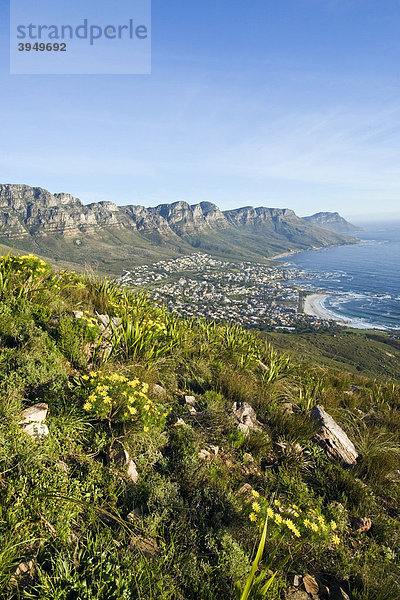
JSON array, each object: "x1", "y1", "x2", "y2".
[{"x1": 281, "y1": 222, "x2": 400, "y2": 331}]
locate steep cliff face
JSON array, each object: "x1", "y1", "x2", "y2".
[
  {"x1": 0, "y1": 184, "x2": 357, "y2": 271},
  {"x1": 303, "y1": 212, "x2": 360, "y2": 234}
]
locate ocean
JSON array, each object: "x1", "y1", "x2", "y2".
[{"x1": 283, "y1": 222, "x2": 400, "y2": 331}]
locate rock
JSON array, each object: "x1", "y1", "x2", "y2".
[
  {"x1": 236, "y1": 483, "x2": 253, "y2": 500},
  {"x1": 129, "y1": 536, "x2": 159, "y2": 557},
  {"x1": 10, "y1": 559, "x2": 35, "y2": 586},
  {"x1": 187, "y1": 406, "x2": 197, "y2": 414},
  {"x1": 126, "y1": 460, "x2": 139, "y2": 484},
  {"x1": 310, "y1": 405, "x2": 358, "y2": 466},
  {"x1": 23, "y1": 422, "x2": 49, "y2": 441},
  {"x1": 73, "y1": 310, "x2": 83, "y2": 319},
  {"x1": 185, "y1": 395, "x2": 196, "y2": 406},
  {"x1": 303, "y1": 574, "x2": 319, "y2": 595},
  {"x1": 97, "y1": 314, "x2": 121, "y2": 329},
  {"x1": 153, "y1": 384, "x2": 166, "y2": 397},
  {"x1": 198, "y1": 449, "x2": 211, "y2": 460},
  {"x1": 175, "y1": 418, "x2": 186, "y2": 426},
  {"x1": 293, "y1": 574, "x2": 302, "y2": 587},
  {"x1": 20, "y1": 403, "x2": 48, "y2": 424},
  {"x1": 109, "y1": 447, "x2": 139, "y2": 484},
  {"x1": 231, "y1": 401, "x2": 261, "y2": 436},
  {"x1": 209, "y1": 445, "x2": 219, "y2": 455},
  {"x1": 354, "y1": 517, "x2": 372, "y2": 533}
]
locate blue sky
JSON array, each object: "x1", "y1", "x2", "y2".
[{"x1": 1, "y1": 0, "x2": 400, "y2": 219}]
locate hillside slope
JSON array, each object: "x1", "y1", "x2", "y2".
[
  {"x1": 0, "y1": 185, "x2": 357, "y2": 273},
  {"x1": 0, "y1": 254, "x2": 399, "y2": 599}
]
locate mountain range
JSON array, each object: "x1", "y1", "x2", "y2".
[{"x1": 0, "y1": 184, "x2": 358, "y2": 273}]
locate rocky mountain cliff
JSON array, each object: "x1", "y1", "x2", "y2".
[
  {"x1": 0, "y1": 184, "x2": 357, "y2": 273},
  {"x1": 303, "y1": 211, "x2": 360, "y2": 234}
]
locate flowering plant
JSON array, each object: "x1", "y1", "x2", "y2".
[
  {"x1": 75, "y1": 371, "x2": 168, "y2": 431},
  {"x1": 248, "y1": 490, "x2": 340, "y2": 547}
]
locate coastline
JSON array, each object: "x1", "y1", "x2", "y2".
[{"x1": 303, "y1": 293, "x2": 349, "y2": 324}]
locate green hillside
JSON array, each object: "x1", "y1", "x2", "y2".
[
  {"x1": 0, "y1": 254, "x2": 399, "y2": 599},
  {"x1": 264, "y1": 330, "x2": 400, "y2": 380}
]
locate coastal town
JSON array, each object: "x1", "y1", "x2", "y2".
[{"x1": 116, "y1": 253, "x2": 335, "y2": 331}]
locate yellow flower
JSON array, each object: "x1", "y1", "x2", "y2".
[
  {"x1": 267, "y1": 507, "x2": 274, "y2": 519},
  {"x1": 83, "y1": 402, "x2": 92, "y2": 411},
  {"x1": 81, "y1": 375, "x2": 89, "y2": 381},
  {"x1": 249, "y1": 512, "x2": 258, "y2": 522},
  {"x1": 143, "y1": 426, "x2": 149, "y2": 432},
  {"x1": 128, "y1": 406, "x2": 137, "y2": 415},
  {"x1": 252, "y1": 502, "x2": 261, "y2": 513},
  {"x1": 310, "y1": 523, "x2": 319, "y2": 532},
  {"x1": 274, "y1": 499, "x2": 281, "y2": 507},
  {"x1": 318, "y1": 515, "x2": 325, "y2": 525},
  {"x1": 330, "y1": 521, "x2": 337, "y2": 531},
  {"x1": 251, "y1": 489, "x2": 260, "y2": 499},
  {"x1": 274, "y1": 514, "x2": 283, "y2": 525},
  {"x1": 332, "y1": 534, "x2": 340, "y2": 545},
  {"x1": 303, "y1": 519, "x2": 312, "y2": 528}
]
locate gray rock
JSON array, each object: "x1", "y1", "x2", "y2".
[
  {"x1": 152, "y1": 384, "x2": 166, "y2": 397},
  {"x1": 231, "y1": 401, "x2": 261, "y2": 436},
  {"x1": 23, "y1": 422, "x2": 49, "y2": 441},
  {"x1": 310, "y1": 405, "x2": 358, "y2": 466},
  {"x1": 20, "y1": 403, "x2": 48, "y2": 424},
  {"x1": 185, "y1": 395, "x2": 196, "y2": 406}
]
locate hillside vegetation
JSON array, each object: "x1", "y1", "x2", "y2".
[
  {"x1": 265, "y1": 330, "x2": 400, "y2": 380},
  {"x1": 0, "y1": 254, "x2": 399, "y2": 599}
]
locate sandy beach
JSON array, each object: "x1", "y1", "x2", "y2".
[{"x1": 303, "y1": 293, "x2": 342, "y2": 321}]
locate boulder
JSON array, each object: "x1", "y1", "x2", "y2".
[
  {"x1": 185, "y1": 395, "x2": 196, "y2": 406},
  {"x1": 354, "y1": 517, "x2": 372, "y2": 533},
  {"x1": 231, "y1": 401, "x2": 261, "y2": 436},
  {"x1": 20, "y1": 403, "x2": 48, "y2": 424},
  {"x1": 310, "y1": 405, "x2": 358, "y2": 466},
  {"x1": 23, "y1": 422, "x2": 49, "y2": 441}
]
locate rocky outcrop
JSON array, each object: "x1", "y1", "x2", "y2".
[
  {"x1": 310, "y1": 405, "x2": 358, "y2": 466},
  {"x1": 231, "y1": 401, "x2": 262, "y2": 436}
]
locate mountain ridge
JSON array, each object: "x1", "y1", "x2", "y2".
[
  {"x1": 304, "y1": 211, "x2": 360, "y2": 234},
  {"x1": 0, "y1": 184, "x2": 358, "y2": 273}
]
